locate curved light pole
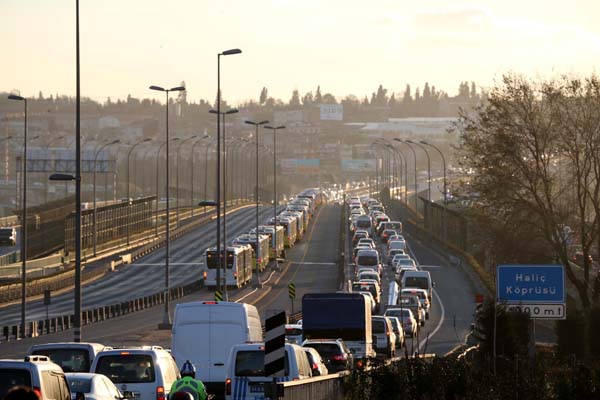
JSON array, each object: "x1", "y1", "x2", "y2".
[
  {"x1": 264, "y1": 125, "x2": 285, "y2": 270},
  {"x1": 155, "y1": 137, "x2": 180, "y2": 236},
  {"x1": 387, "y1": 144, "x2": 408, "y2": 220},
  {"x1": 93, "y1": 139, "x2": 120, "y2": 256},
  {"x1": 176, "y1": 135, "x2": 198, "y2": 227},
  {"x1": 126, "y1": 138, "x2": 152, "y2": 246},
  {"x1": 149, "y1": 84, "x2": 185, "y2": 329},
  {"x1": 212, "y1": 49, "x2": 242, "y2": 296},
  {"x1": 407, "y1": 140, "x2": 431, "y2": 202},
  {"x1": 245, "y1": 119, "x2": 269, "y2": 287},
  {"x1": 422, "y1": 140, "x2": 448, "y2": 247},
  {"x1": 8, "y1": 94, "x2": 28, "y2": 338},
  {"x1": 394, "y1": 138, "x2": 418, "y2": 212},
  {"x1": 190, "y1": 135, "x2": 210, "y2": 218}
]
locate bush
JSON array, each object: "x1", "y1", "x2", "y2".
[{"x1": 555, "y1": 307, "x2": 586, "y2": 357}]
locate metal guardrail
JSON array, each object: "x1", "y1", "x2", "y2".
[
  {"x1": 279, "y1": 373, "x2": 347, "y2": 400},
  {"x1": 0, "y1": 251, "x2": 19, "y2": 266},
  {"x1": 1, "y1": 280, "x2": 203, "y2": 341},
  {"x1": 0, "y1": 254, "x2": 64, "y2": 279}
]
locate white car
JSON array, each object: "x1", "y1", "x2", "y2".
[
  {"x1": 65, "y1": 373, "x2": 123, "y2": 400},
  {"x1": 401, "y1": 288, "x2": 431, "y2": 319}
]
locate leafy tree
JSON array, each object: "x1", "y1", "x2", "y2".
[
  {"x1": 289, "y1": 89, "x2": 301, "y2": 107},
  {"x1": 474, "y1": 300, "x2": 530, "y2": 358},
  {"x1": 259, "y1": 87, "x2": 268, "y2": 105},
  {"x1": 302, "y1": 91, "x2": 313, "y2": 106},
  {"x1": 315, "y1": 86, "x2": 322, "y2": 103},
  {"x1": 321, "y1": 93, "x2": 337, "y2": 104},
  {"x1": 388, "y1": 93, "x2": 396, "y2": 108}
]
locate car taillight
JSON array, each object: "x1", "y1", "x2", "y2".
[
  {"x1": 225, "y1": 378, "x2": 232, "y2": 395},
  {"x1": 332, "y1": 354, "x2": 347, "y2": 361},
  {"x1": 156, "y1": 386, "x2": 165, "y2": 400},
  {"x1": 258, "y1": 258, "x2": 262, "y2": 263},
  {"x1": 312, "y1": 363, "x2": 319, "y2": 371},
  {"x1": 203, "y1": 271, "x2": 207, "y2": 279},
  {"x1": 386, "y1": 331, "x2": 390, "y2": 336},
  {"x1": 356, "y1": 360, "x2": 364, "y2": 369},
  {"x1": 33, "y1": 387, "x2": 42, "y2": 399},
  {"x1": 233, "y1": 271, "x2": 237, "y2": 278}
]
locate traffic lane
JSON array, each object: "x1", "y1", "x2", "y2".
[
  {"x1": 0, "y1": 206, "x2": 278, "y2": 325},
  {"x1": 406, "y1": 235, "x2": 477, "y2": 355},
  {"x1": 254, "y1": 205, "x2": 341, "y2": 318},
  {"x1": 0, "y1": 227, "x2": 19, "y2": 256}
]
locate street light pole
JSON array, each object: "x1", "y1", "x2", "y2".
[
  {"x1": 264, "y1": 125, "x2": 285, "y2": 270},
  {"x1": 155, "y1": 138, "x2": 180, "y2": 236},
  {"x1": 176, "y1": 135, "x2": 198, "y2": 227},
  {"x1": 93, "y1": 140, "x2": 120, "y2": 256},
  {"x1": 203, "y1": 140, "x2": 215, "y2": 215},
  {"x1": 214, "y1": 48, "x2": 242, "y2": 294},
  {"x1": 190, "y1": 135, "x2": 209, "y2": 218},
  {"x1": 245, "y1": 119, "x2": 269, "y2": 287},
  {"x1": 126, "y1": 138, "x2": 151, "y2": 246},
  {"x1": 8, "y1": 94, "x2": 27, "y2": 338},
  {"x1": 395, "y1": 139, "x2": 418, "y2": 212},
  {"x1": 408, "y1": 140, "x2": 431, "y2": 202},
  {"x1": 422, "y1": 140, "x2": 448, "y2": 246},
  {"x1": 149, "y1": 85, "x2": 185, "y2": 329}
]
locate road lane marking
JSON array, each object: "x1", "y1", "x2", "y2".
[
  {"x1": 405, "y1": 241, "x2": 447, "y2": 354},
  {"x1": 290, "y1": 262, "x2": 337, "y2": 266}
]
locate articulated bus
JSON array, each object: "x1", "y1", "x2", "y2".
[
  {"x1": 232, "y1": 234, "x2": 270, "y2": 272},
  {"x1": 269, "y1": 217, "x2": 297, "y2": 248},
  {"x1": 250, "y1": 225, "x2": 285, "y2": 259},
  {"x1": 287, "y1": 204, "x2": 309, "y2": 227},
  {"x1": 204, "y1": 244, "x2": 253, "y2": 288},
  {"x1": 280, "y1": 211, "x2": 304, "y2": 240}
]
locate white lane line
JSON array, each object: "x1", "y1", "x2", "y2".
[
  {"x1": 234, "y1": 270, "x2": 276, "y2": 303},
  {"x1": 405, "y1": 241, "x2": 447, "y2": 353},
  {"x1": 419, "y1": 265, "x2": 443, "y2": 269}
]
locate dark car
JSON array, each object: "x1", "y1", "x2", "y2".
[
  {"x1": 302, "y1": 339, "x2": 354, "y2": 373},
  {"x1": 352, "y1": 231, "x2": 369, "y2": 247}
]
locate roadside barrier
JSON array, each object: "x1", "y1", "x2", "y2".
[{"x1": 0, "y1": 279, "x2": 203, "y2": 341}]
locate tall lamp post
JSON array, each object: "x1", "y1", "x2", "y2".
[
  {"x1": 93, "y1": 139, "x2": 120, "y2": 256},
  {"x1": 126, "y1": 138, "x2": 152, "y2": 246},
  {"x1": 8, "y1": 94, "x2": 28, "y2": 338},
  {"x1": 149, "y1": 84, "x2": 186, "y2": 329},
  {"x1": 264, "y1": 125, "x2": 285, "y2": 270},
  {"x1": 408, "y1": 140, "x2": 431, "y2": 202},
  {"x1": 422, "y1": 140, "x2": 448, "y2": 246},
  {"x1": 190, "y1": 135, "x2": 209, "y2": 218},
  {"x1": 203, "y1": 139, "x2": 215, "y2": 215},
  {"x1": 176, "y1": 135, "x2": 198, "y2": 227},
  {"x1": 155, "y1": 137, "x2": 181, "y2": 236},
  {"x1": 245, "y1": 119, "x2": 269, "y2": 287},
  {"x1": 213, "y1": 48, "x2": 242, "y2": 294},
  {"x1": 394, "y1": 138, "x2": 418, "y2": 211}
]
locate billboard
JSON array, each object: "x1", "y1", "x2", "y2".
[
  {"x1": 341, "y1": 159, "x2": 377, "y2": 173},
  {"x1": 280, "y1": 159, "x2": 320, "y2": 175},
  {"x1": 320, "y1": 104, "x2": 343, "y2": 121}
]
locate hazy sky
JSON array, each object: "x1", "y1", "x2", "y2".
[{"x1": 2, "y1": 0, "x2": 599, "y2": 105}]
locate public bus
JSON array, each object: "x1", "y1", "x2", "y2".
[
  {"x1": 232, "y1": 234, "x2": 270, "y2": 272},
  {"x1": 204, "y1": 244, "x2": 253, "y2": 288},
  {"x1": 280, "y1": 211, "x2": 304, "y2": 240},
  {"x1": 269, "y1": 216, "x2": 297, "y2": 248},
  {"x1": 250, "y1": 225, "x2": 285, "y2": 259}
]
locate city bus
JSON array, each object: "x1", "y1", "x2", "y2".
[
  {"x1": 280, "y1": 211, "x2": 304, "y2": 240},
  {"x1": 250, "y1": 225, "x2": 285, "y2": 259},
  {"x1": 204, "y1": 244, "x2": 253, "y2": 288},
  {"x1": 232, "y1": 233, "x2": 270, "y2": 272},
  {"x1": 269, "y1": 216, "x2": 297, "y2": 248}
]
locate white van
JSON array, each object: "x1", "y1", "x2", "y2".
[
  {"x1": 91, "y1": 346, "x2": 179, "y2": 400},
  {"x1": 401, "y1": 270, "x2": 434, "y2": 301},
  {"x1": 225, "y1": 343, "x2": 312, "y2": 400},
  {"x1": 171, "y1": 301, "x2": 262, "y2": 397},
  {"x1": 27, "y1": 342, "x2": 111, "y2": 373}
]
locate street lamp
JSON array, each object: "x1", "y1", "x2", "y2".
[
  {"x1": 93, "y1": 139, "x2": 120, "y2": 256},
  {"x1": 213, "y1": 47, "x2": 242, "y2": 294},
  {"x1": 245, "y1": 119, "x2": 269, "y2": 287},
  {"x1": 149, "y1": 84, "x2": 185, "y2": 329},
  {"x1": 176, "y1": 135, "x2": 198, "y2": 227},
  {"x1": 422, "y1": 140, "x2": 448, "y2": 247},
  {"x1": 8, "y1": 94, "x2": 28, "y2": 338},
  {"x1": 203, "y1": 139, "x2": 216, "y2": 215},
  {"x1": 394, "y1": 138, "x2": 418, "y2": 211},
  {"x1": 126, "y1": 138, "x2": 152, "y2": 246},
  {"x1": 155, "y1": 137, "x2": 181, "y2": 236},
  {"x1": 407, "y1": 140, "x2": 431, "y2": 202},
  {"x1": 264, "y1": 125, "x2": 285, "y2": 270},
  {"x1": 190, "y1": 135, "x2": 210, "y2": 218},
  {"x1": 386, "y1": 144, "x2": 408, "y2": 219}
]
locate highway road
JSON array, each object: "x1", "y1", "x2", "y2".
[
  {"x1": 0, "y1": 227, "x2": 19, "y2": 257},
  {"x1": 0, "y1": 203, "x2": 341, "y2": 358},
  {"x1": 0, "y1": 205, "x2": 282, "y2": 326}
]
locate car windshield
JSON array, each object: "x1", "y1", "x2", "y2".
[
  {"x1": 67, "y1": 377, "x2": 92, "y2": 394},
  {"x1": 304, "y1": 343, "x2": 341, "y2": 358},
  {"x1": 32, "y1": 348, "x2": 91, "y2": 373},
  {"x1": 95, "y1": 354, "x2": 155, "y2": 383},
  {"x1": 404, "y1": 277, "x2": 428, "y2": 290},
  {"x1": 356, "y1": 220, "x2": 371, "y2": 228},
  {"x1": 372, "y1": 320, "x2": 386, "y2": 334},
  {"x1": 0, "y1": 369, "x2": 32, "y2": 398},
  {"x1": 356, "y1": 254, "x2": 377, "y2": 266},
  {"x1": 385, "y1": 309, "x2": 412, "y2": 319}
]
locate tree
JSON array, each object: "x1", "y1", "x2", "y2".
[
  {"x1": 315, "y1": 86, "x2": 322, "y2": 103},
  {"x1": 259, "y1": 87, "x2": 268, "y2": 105},
  {"x1": 456, "y1": 74, "x2": 600, "y2": 309},
  {"x1": 474, "y1": 300, "x2": 530, "y2": 358},
  {"x1": 289, "y1": 89, "x2": 300, "y2": 107},
  {"x1": 388, "y1": 93, "x2": 396, "y2": 108},
  {"x1": 302, "y1": 91, "x2": 313, "y2": 106}
]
